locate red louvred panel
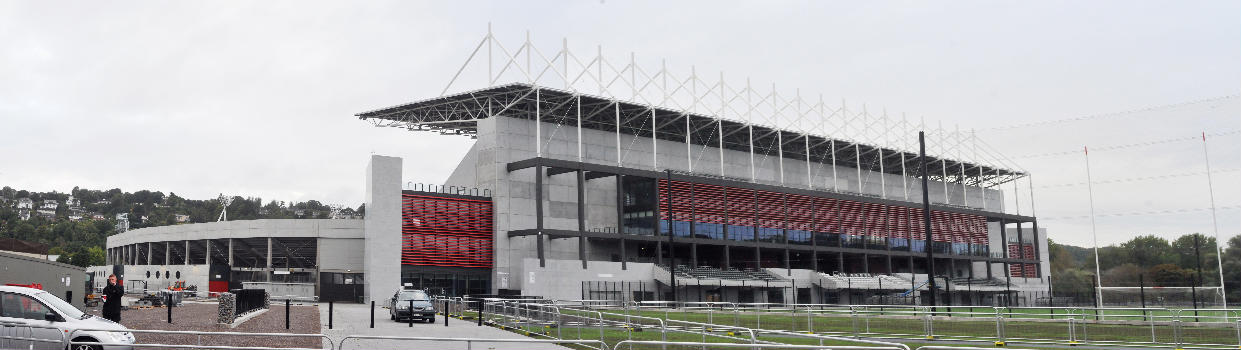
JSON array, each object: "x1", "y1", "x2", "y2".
[
  {"x1": 649, "y1": 180, "x2": 993, "y2": 247},
  {"x1": 785, "y1": 193, "x2": 814, "y2": 232},
  {"x1": 725, "y1": 187, "x2": 755, "y2": 227},
  {"x1": 812, "y1": 197, "x2": 838, "y2": 233},
  {"x1": 693, "y1": 183, "x2": 728, "y2": 225},
  {"x1": 755, "y1": 190, "x2": 784, "y2": 229},
  {"x1": 1008, "y1": 244, "x2": 1023, "y2": 276},
  {"x1": 402, "y1": 193, "x2": 493, "y2": 268}
]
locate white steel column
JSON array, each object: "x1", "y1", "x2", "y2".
[
  {"x1": 941, "y1": 158, "x2": 949, "y2": 204},
  {"x1": 615, "y1": 103, "x2": 621, "y2": 166},
  {"x1": 535, "y1": 88, "x2": 542, "y2": 157},
  {"x1": 651, "y1": 108, "x2": 658, "y2": 170},
  {"x1": 718, "y1": 72, "x2": 725, "y2": 177},
  {"x1": 576, "y1": 95, "x2": 582, "y2": 161},
  {"x1": 747, "y1": 79, "x2": 755, "y2": 182},
  {"x1": 687, "y1": 67, "x2": 697, "y2": 173},
  {"x1": 854, "y1": 144, "x2": 862, "y2": 193},
  {"x1": 830, "y1": 139, "x2": 838, "y2": 191},
  {"x1": 778, "y1": 131, "x2": 785, "y2": 185},
  {"x1": 686, "y1": 113, "x2": 692, "y2": 173},
  {"x1": 775, "y1": 85, "x2": 784, "y2": 185},
  {"x1": 878, "y1": 113, "x2": 887, "y2": 199},
  {"x1": 959, "y1": 128, "x2": 969, "y2": 208},
  {"x1": 804, "y1": 134, "x2": 812, "y2": 188}
]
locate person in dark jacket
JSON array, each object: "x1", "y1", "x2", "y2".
[{"x1": 101, "y1": 274, "x2": 124, "y2": 323}]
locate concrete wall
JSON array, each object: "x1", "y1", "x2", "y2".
[
  {"x1": 519, "y1": 258, "x2": 655, "y2": 300},
  {"x1": 107, "y1": 264, "x2": 210, "y2": 293},
  {"x1": 0, "y1": 251, "x2": 86, "y2": 309},
  {"x1": 364, "y1": 155, "x2": 403, "y2": 303},
  {"x1": 107, "y1": 219, "x2": 364, "y2": 248},
  {"x1": 318, "y1": 238, "x2": 364, "y2": 271}
]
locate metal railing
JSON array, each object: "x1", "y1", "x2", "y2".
[
  {"x1": 595, "y1": 301, "x2": 1241, "y2": 349},
  {"x1": 338, "y1": 335, "x2": 608, "y2": 350},
  {"x1": 0, "y1": 322, "x2": 67, "y2": 349},
  {"x1": 67, "y1": 328, "x2": 336, "y2": 350}
]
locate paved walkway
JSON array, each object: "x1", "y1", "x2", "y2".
[{"x1": 319, "y1": 302, "x2": 571, "y2": 350}]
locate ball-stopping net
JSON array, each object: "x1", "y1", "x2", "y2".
[{"x1": 1098, "y1": 286, "x2": 1225, "y2": 308}]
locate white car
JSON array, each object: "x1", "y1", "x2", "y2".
[{"x1": 0, "y1": 285, "x2": 135, "y2": 350}]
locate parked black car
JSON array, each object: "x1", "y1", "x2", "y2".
[{"x1": 388, "y1": 289, "x2": 435, "y2": 323}]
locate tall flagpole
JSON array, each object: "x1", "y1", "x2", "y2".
[
  {"x1": 1084, "y1": 146, "x2": 1103, "y2": 306},
  {"x1": 1200, "y1": 132, "x2": 1226, "y2": 308}
]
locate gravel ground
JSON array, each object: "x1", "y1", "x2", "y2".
[{"x1": 86, "y1": 302, "x2": 324, "y2": 349}]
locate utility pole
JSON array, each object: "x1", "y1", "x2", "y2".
[{"x1": 919, "y1": 131, "x2": 938, "y2": 309}]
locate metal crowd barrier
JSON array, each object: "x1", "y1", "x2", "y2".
[
  {"x1": 67, "y1": 328, "x2": 336, "y2": 350},
  {"x1": 337, "y1": 335, "x2": 609, "y2": 350},
  {"x1": 569, "y1": 301, "x2": 1241, "y2": 349},
  {"x1": 612, "y1": 340, "x2": 899, "y2": 349},
  {"x1": 0, "y1": 322, "x2": 66, "y2": 349}
]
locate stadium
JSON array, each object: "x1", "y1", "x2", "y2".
[{"x1": 99, "y1": 35, "x2": 1049, "y2": 307}]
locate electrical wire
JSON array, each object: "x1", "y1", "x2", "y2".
[
  {"x1": 1037, "y1": 168, "x2": 1240, "y2": 189},
  {"x1": 1040, "y1": 204, "x2": 1240, "y2": 220},
  {"x1": 1010, "y1": 130, "x2": 1241, "y2": 159},
  {"x1": 981, "y1": 94, "x2": 1239, "y2": 132}
]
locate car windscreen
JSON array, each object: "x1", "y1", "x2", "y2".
[
  {"x1": 397, "y1": 291, "x2": 428, "y2": 301},
  {"x1": 37, "y1": 291, "x2": 86, "y2": 320}
]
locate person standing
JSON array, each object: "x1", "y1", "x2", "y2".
[{"x1": 101, "y1": 274, "x2": 124, "y2": 323}]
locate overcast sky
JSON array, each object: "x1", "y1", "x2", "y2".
[{"x1": 1, "y1": 1, "x2": 1237, "y2": 247}]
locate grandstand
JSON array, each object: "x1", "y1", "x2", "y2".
[{"x1": 352, "y1": 32, "x2": 1051, "y2": 305}]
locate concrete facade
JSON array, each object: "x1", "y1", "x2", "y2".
[
  {"x1": 363, "y1": 155, "x2": 402, "y2": 304},
  {"x1": 103, "y1": 219, "x2": 364, "y2": 298}
]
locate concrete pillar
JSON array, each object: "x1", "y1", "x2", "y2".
[
  {"x1": 228, "y1": 239, "x2": 234, "y2": 266},
  {"x1": 146, "y1": 243, "x2": 152, "y2": 265},
  {"x1": 577, "y1": 170, "x2": 587, "y2": 269},
  {"x1": 205, "y1": 240, "x2": 212, "y2": 266},
  {"x1": 266, "y1": 237, "x2": 273, "y2": 281},
  {"x1": 535, "y1": 165, "x2": 545, "y2": 267},
  {"x1": 363, "y1": 154, "x2": 403, "y2": 304},
  {"x1": 165, "y1": 241, "x2": 171, "y2": 265},
  {"x1": 184, "y1": 241, "x2": 189, "y2": 265}
]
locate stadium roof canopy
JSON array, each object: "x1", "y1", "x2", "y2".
[{"x1": 357, "y1": 83, "x2": 1025, "y2": 187}]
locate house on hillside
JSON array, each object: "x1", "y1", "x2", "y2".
[
  {"x1": 36, "y1": 200, "x2": 58, "y2": 219},
  {"x1": 65, "y1": 195, "x2": 81, "y2": 208},
  {"x1": 16, "y1": 198, "x2": 33, "y2": 210},
  {"x1": 175, "y1": 214, "x2": 190, "y2": 223}
]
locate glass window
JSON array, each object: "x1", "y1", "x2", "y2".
[
  {"x1": 35, "y1": 292, "x2": 83, "y2": 320},
  {"x1": 890, "y1": 238, "x2": 909, "y2": 251},
  {"x1": 727, "y1": 225, "x2": 754, "y2": 241},
  {"x1": 910, "y1": 240, "x2": 926, "y2": 253},
  {"x1": 1, "y1": 293, "x2": 52, "y2": 320},
  {"x1": 397, "y1": 290, "x2": 429, "y2": 301},
  {"x1": 814, "y1": 232, "x2": 839, "y2": 247},
  {"x1": 788, "y1": 230, "x2": 811, "y2": 245}
]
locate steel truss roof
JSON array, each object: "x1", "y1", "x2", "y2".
[{"x1": 358, "y1": 83, "x2": 1024, "y2": 188}]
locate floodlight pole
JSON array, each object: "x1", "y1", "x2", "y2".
[{"x1": 919, "y1": 131, "x2": 937, "y2": 309}]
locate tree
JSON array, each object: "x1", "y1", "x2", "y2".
[
  {"x1": 1101, "y1": 263, "x2": 1143, "y2": 287},
  {"x1": 1171, "y1": 233, "x2": 1218, "y2": 284},
  {"x1": 1148, "y1": 264, "x2": 1193, "y2": 286},
  {"x1": 1222, "y1": 235, "x2": 1241, "y2": 304},
  {"x1": 1119, "y1": 235, "x2": 1173, "y2": 268}
]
